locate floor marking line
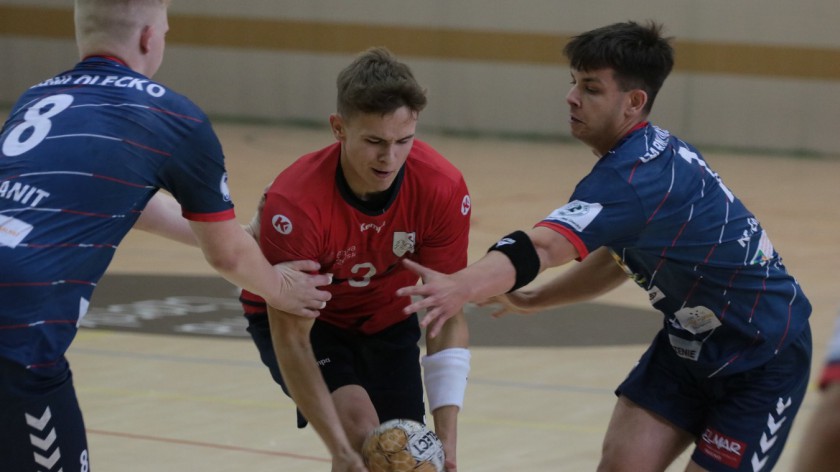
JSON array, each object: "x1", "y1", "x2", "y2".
[{"x1": 86, "y1": 428, "x2": 330, "y2": 463}]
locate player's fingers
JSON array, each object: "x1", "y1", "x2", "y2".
[
  {"x1": 426, "y1": 312, "x2": 448, "y2": 338},
  {"x1": 315, "y1": 289, "x2": 332, "y2": 303},
  {"x1": 407, "y1": 296, "x2": 436, "y2": 317},
  {"x1": 401, "y1": 258, "x2": 423, "y2": 272},
  {"x1": 299, "y1": 289, "x2": 330, "y2": 310},
  {"x1": 401, "y1": 258, "x2": 437, "y2": 281},
  {"x1": 420, "y1": 306, "x2": 445, "y2": 331},
  {"x1": 306, "y1": 272, "x2": 333, "y2": 288},
  {"x1": 395, "y1": 285, "x2": 420, "y2": 298}
]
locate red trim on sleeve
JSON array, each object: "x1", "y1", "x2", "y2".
[
  {"x1": 534, "y1": 221, "x2": 590, "y2": 260},
  {"x1": 183, "y1": 208, "x2": 236, "y2": 222},
  {"x1": 820, "y1": 363, "x2": 840, "y2": 390}
]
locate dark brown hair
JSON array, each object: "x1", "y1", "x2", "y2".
[
  {"x1": 336, "y1": 47, "x2": 427, "y2": 118},
  {"x1": 564, "y1": 21, "x2": 674, "y2": 113}
]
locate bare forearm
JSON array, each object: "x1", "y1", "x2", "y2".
[
  {"x1": 191, "y1": 219, "x2": 331, "y2": 317},
  {"x1": 454, "y1": 251, "x2": 519, "y2": 303},
  {"x1": 426, "y1": 313, "x2": 469, "y2": 355},
  {"x1": 201, "y1": 227, "x2": 278, "y2": 295},
  {"x1": 267, "y1": 308, "x2": 356, "y2": 458},
  {"x1": 521, "y1": 247, "x2": 626, "y2": 310},
  {"x1": 431, "y1": 404, "x2": 459, "y2": 464}
]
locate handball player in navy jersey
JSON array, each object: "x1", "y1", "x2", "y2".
[
  {"x1": 398, "y1": 22, "x2": 811, "y2": 472},
  {"x1": 0, "y1": 2, "x2": 331, "y2": 470}
]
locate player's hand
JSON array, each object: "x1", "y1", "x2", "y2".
[
  {"x1": 478, "y1": 291, "x2": 539, "y2": 318},
  {"x1": 396, "y1": 259, "x2": 469, "y2": 338},
  {"x1": 331, "y1": 450, "x2": 368, "y2": 472},
  {"x1": 269, "y1": 260, "x2": 332, "y2": 318}
]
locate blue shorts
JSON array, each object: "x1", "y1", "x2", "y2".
[
  {"x1": 617, "y1": 324, "x2": 811, "y2": 471},
  {"x1": 246, "y1": 313, "x2": 425, "y2": 428},
  {"x1": 0, "y1": 356, "x2": 91, "y2": 472}
]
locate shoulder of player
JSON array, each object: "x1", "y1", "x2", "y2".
[
  {"x1": 267, "y1": 143, "x2": 339, "y2": 197},
  {"x1": 152, "y1": 85, "x2": 210, "y2": 123},
  {"x1": 406, "y1": 139, "x2": 465, "y2": 183},
  {"x1": 68, "y1": 59, "x2": 210, "y2": 120}
]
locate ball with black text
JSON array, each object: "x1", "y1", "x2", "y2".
[{"x1": 361, "y1": 419, "x2": 445, "y2": 472}]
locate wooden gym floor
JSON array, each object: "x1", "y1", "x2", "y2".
[{"x1": 71, "y1": 121, "x2": 840, "y2": 471}]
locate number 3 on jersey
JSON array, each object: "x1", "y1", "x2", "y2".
[
  {"x1": 349, "y1": 262, "x2": 376, "y2": 287},
  {"x1": 2, "y1": 94, "x2": 74, "y2": 157}
]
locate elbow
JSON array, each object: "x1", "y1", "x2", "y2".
[{"x1": 202, "y1": 250, "x2": 242, "y2": 274}]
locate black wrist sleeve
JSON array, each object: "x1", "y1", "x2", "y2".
[{"x1": 487, "y1": 230, "x2": 541, "y2": 292}]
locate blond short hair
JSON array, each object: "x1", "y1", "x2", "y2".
[{"x1": 74, "y1": 0, "x2": 169, "y2": 53}]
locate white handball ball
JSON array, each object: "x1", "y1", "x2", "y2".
[{"x1": 361, "y1": 419, "x2": 445, "y2": 472}]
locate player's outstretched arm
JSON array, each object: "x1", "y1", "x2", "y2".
[
  {"x1": 398, "y1": 226, "x2": 579, "y2": 337},
  {"x1": 189, "y1": 218, "x2": 332, "y2": 317},
  {"x1": 484, "y1": 246, "x2": 627, "y2": 318},
  {"x1": 267, "y1": 306, "x2": 368, "y2": 472}
]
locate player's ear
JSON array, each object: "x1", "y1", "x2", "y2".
[
  {"x1": 628, "y1": 89, "x2": 648, "y2": 115},
  {"x1": 329, "y1": 114, "x2": 345, "y2": 141},
  {"x1": 139, "y1": 25, "x2": 153, "y2": 54}
]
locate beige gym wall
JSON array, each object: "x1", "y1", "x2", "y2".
[{"x1": 1, "y1": 0, "x2": 838, "y2": 155}]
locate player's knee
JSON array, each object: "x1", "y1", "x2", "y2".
[{"x1": 597, "y1": 439, "x2": 625, "y2": 472}]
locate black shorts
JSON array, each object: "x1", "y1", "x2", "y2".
[
  {"x1": 0, "y1": 356, "x2": 90, "y2": 472},
  {"x1": 246, "y1": 313, "x2": 425, "y2": 428}
]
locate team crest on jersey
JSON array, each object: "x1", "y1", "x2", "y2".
[
  {"x1": 220, "y1": 173, "x2": 231, "y2": 202},
  {"x1": 545, "y1": 200, "x2": 602, "y2": 232},
  {"x1": 271, "y1": 214, "x2": 293, "y2": 235},
  {"x1": 393, "y1": 232, "x2": 416, "y2": 257}
]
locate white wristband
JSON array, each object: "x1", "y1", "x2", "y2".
[{"x1": 421, "y1": 348, "x2": 471, "y2": 411}]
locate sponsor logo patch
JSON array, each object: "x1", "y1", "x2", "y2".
[
  {"x1": 271, "y1": 214, "x2": 293, "y2": 234},
  {"x1": 647, "y1": 286, "x2": 665, "y2": 305},
  {"x1": 460, "y1": 195, "x2": 471, "y2": 216},
  {"x1": 0, "y1": 215, "x2": 33, "y2": 247},
  {"x1": 699, "y1": 427, "x2": 746, "y2": 469},
  {"x1": 544, "y1": 200, "x2": 602, "y2": 231},
  {"x1": 360, "y1": 222, "x2": 385, "y2": 233},
  {"x1": 219, "y1": 173, "x2": 231, "y2": 202},
  {"x1": 674, "y1": 305, "x2": 721, "y2": 334},
  {"x1": 668, "y1": 334, "x2": 703, "y2": 361},
  {"x1": 749, "y1": 230, "x2": 775, "y2": 266}
]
